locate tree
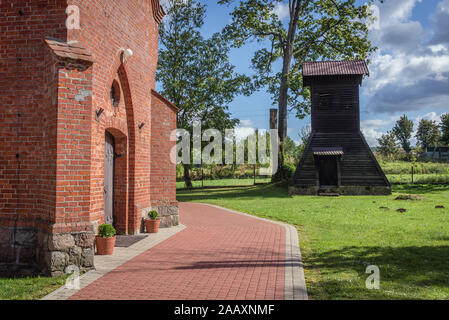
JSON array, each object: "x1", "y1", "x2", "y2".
[
  {"x1": 284, "y1": 136, "x2": 300, "y2": 164},
  {"x1": 218, "y1": 0, "x2": 377, "y2": 180},
  {"x1": 377, "y1": 131, "x2": 397, "y2": 159},
  {"x1": 392, "y1": 114, "x2": 414, "y2": 153},
  {"x1": 416, "y1": 119, "x2": 440, "y2": 151},
  {"x1": 297, "y1": 124, "x2": 311, "y2": 156},
  {"x1": 157, "y1": 0, "x2": 252, "y2": 188},
  {"x1": 440, "y1": 113, "x2": 449, "y2": 146}
]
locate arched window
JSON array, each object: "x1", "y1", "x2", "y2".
[{"x1": 110, "y1": 80, "x2": 120, "y2": 108}]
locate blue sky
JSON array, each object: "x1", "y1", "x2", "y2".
[{"x1": 159, "y1": 0, "x2": 449, "y2": 146}]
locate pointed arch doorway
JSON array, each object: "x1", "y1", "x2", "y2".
[
  {"x1": 104, "y1": 128, "x2": 129, "y2": 234},
  {"x1": 101, "y1": 61, "x2": 136, "y2": 235}
]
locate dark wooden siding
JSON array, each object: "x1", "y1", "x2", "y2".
[
  {"x1": 293, "y1": 73, "x2": 389, "y2": 188},
  {"x1": 293, "y1": 132, "x2": 390, "y2": 187},
  {"x1": 311, "y1": 85, "x2": 360, "y2": 132}
]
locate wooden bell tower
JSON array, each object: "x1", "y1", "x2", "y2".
[{"x1": 289, "y1": 60, "x2": 391, "y2": 196}]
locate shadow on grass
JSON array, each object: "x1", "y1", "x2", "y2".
[
  {"x1": 177, "y1": 183, "x2": 449, "y2": 203},
  {"x1": 308, "y1": 245, "x2": 449, "y2": 299},
  {"x1": 393, "y1": 184, "x2": 449, "y2": 194},
  {"x1": 177, "y1": 183, "x2": 292, "y2": 202}
]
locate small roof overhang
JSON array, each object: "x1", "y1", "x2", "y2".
[
  {"x1": 312, "y1": 147, "x2": 344, "y2": 156},
  {"x1": 44, "y1": 37, "x2": 94, "y2": 64}
]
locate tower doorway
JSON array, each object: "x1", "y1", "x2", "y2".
[{"x1": 317, "y1": 156, "x2": 339, "y2": 187}]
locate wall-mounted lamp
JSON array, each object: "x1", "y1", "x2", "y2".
[
  {"x1": 95, "y1": 108, "x2": 104, "y2": 122},
  {"x1": 119, "y1": 48, "x2": 134, "y2": 63},
  {"x1": 139, "y1": 122, "x2": 146, "y2": 131}
]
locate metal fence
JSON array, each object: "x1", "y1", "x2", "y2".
[
  {"x1": 177, "y1": 163, "x2": 449, "y2": 189},
  {"x1": 176, "y1": 165, "x2": 272, "y2": 190}
]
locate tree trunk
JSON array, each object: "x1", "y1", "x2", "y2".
[
  {"x1": 183, "y1": 164, "x2": 193, "y2": 189},
  {"x1": 273, "y1": 38, "x2": 295, "y2": 182},
  {"x1": 272, "y1": 0, "x2": 301, "y2": 182}
]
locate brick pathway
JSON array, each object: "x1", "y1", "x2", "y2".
[{"x1": 47, "y1": 203, "x2": 307, "y2": 300}]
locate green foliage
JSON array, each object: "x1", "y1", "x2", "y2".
[
  {"x1": 282, "y1": 163, "x2": 296, "y2": 180},
  {"x1": 416, "y1": 119, "x2": 440, "y2": 149},
  {"x1": 377, "y1": 131, "x2": 397, "y2": 158},
  {"x1": 378, "y1": 159, "x2": 449, "y2": 184},
  {"x1": 440, "y1": 113, "x2": 449, "y2": 146},
  {"x1": 379, "y1": 160, "x2": 449, "y2": 175},
  {"x1": 158, "y1": 0, "x2": 254, "y2": 187},
  {"x1": 218, "y1": 0, "x2": 376, "y2": 119},
  {"x1": 157, "y1": 0, "x2": 252, "y2": 133},
  {"x1": 392, "y1": 114, "x2": 414, "y2": 153},
  {"x1": 297, "y1": 125, "x2": 311, "y2": 157},
  {"x1": 284, "y1": 136, "x2": 301, "y2": 164},
  {"x1": 148, "y1": 210, "x2": 159, "y2": 220},
  {"x1": 98, "y1": 224, "x2": 116, "y2": 238},
  {"x1": 219, "y1": 0, "x2": 377, "y2": 177}
]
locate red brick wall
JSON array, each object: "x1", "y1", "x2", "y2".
[
  {"x1": 150, "y1": 91, "x2": 178, "y2": 209},
  {"x1": 1, "y1": 0, "x2": 178, "y2": 270},
  {"x1": 52, "y1": 59, "x2": 93, "y2": 234},
  {"x1": 0, "y1": 0, "x2": 67, "y2": 231},
  {"x1": 65, "y1": 0, "x2": 167, "y2": 234}
]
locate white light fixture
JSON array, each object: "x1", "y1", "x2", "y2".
[{"x1": 119, "y1": 48, "x2": 134, "y2": 62}]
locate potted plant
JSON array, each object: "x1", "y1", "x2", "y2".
[
  {"x1": 95, "y1": 224, "x2": 116, "y2": 255},
  {"x1": 145, "y1": 210, "x2": 161, "y2": 233}
]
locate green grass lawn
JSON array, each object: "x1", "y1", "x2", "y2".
[
  {"x1": 176, "y1": 177, "x2": 271, "y2": 189},
  {"x1": 0, "y1": 275, "x2": 67, "y2": 300},
  {"x1": 177, "y1": 183, "x2": 449, "y2": 300},
  {"x1": 387, "y1": 174, "x2": 449, "y2": 184}
]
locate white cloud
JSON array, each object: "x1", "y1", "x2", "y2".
[
  {"x1": 429, "y1": 44, "x2": 447, "y2": 53},
  {"x1": 362, "y1": 127, "x2": 385, "y2": 147},
  {"x1": 376, "y1": 0, "x2": 421, "y2": 23},
  {"x1": 416, "y1": 111, "x2": 443, "y2": 124},
  {"x1": 361, "y1": 115, "x2": 401, "y2": 146},
  {"x1": 239, "y1": 119, "x2": 254, "y2": 127},
  {"x1": 362, "y1": 1, "x2": 449, "y2": 114},
  {"x1": 235, "y1": 119, "x2": 255, "y2": 140},
  {"x1": 438, "y1": 0, "x2": 449, "y2": 13},
  {"x1": 361, "y1": 112, "x2": 444, "y2": 147},
  {"x1": 271, "y1": 2, "x2": 289, "y2": 20},
  {"x1": 361, "y1": 119, "x2": 392, "y2": 128},
  {"x1": 234, "y1": 127, "x2": 255, "y2": 141}
]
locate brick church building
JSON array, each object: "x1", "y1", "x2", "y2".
[{"x1": 0, "y1": 0, "x2": 179, "y2": 276}]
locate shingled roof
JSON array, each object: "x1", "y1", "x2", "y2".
[{"x1": 303, "y1": 60, "x2": 369, "y2": 77}]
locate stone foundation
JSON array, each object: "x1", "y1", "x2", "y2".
[
  {"x1": 0, "y1": 226, "x2": 39, "y2": 276},
  {"x1": 288, "y1": 186, "x2": 320, "y2": 196},
  {"x1": 36, "y1": 230, "x2": 95, "y2": 277},
  {"x1": 289, "y1": 185, "x2": 392, "y2": 196},
  {"x1": 141, "y1": 205, "x2": 179, "y2": 233},
  {"x1": 0, "y1": 226, "x2": 95, "y2": 277}
]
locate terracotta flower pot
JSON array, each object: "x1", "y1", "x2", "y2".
[
  {"x1": 145, "y1": 219, "x2": 161, "y2": 233},
  {"x1": 95, "y1": 236, "x2": 116, "y2": 255}
]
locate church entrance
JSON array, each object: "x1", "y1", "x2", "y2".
[{"x1": 104, "y1": 131, "x2": 116, "y2": 227}]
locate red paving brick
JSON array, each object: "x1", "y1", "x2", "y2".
[{"x1": 70, "y1": 203, "x2": 285, "y2": 300}]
